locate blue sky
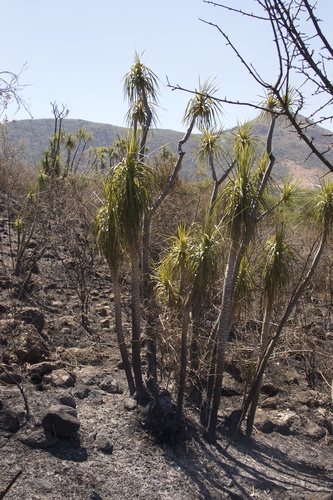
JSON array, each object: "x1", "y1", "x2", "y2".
[{"x1": 3, "y1": 0, "x2": 332, "y2": 132}]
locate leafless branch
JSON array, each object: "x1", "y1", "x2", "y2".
[
  {"x1": 198, "y1": 0, "x2": 333, "y2": 173},
  {"x1": 166, "y1": 76, "x2": 283, "y2": 117},
  {"x1": 0, "y1": 470, "x2": 23, "y2": 499},
  {"x1": 203, "y1": 1, "x2": 269, "y2": 21},
  {"x1": 0, "y1": 64, "x2": 32, "y2": 119}
]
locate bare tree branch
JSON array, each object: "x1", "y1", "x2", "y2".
[
  {"x1": 0, "y1": 64, "x2": 31, "y2": 119},
  {"x1": 197, "y1": 0, "x2": 333, "y2": 172}
]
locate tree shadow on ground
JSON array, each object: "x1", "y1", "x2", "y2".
[
  {"x1": 160, "y1": 420, "x2": 333, "y2": 499},
  {"x1": 48, "y1": 439, "x2": 88, "y2": 462}
]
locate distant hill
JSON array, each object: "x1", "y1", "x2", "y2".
[
  {"x1": 4, "y1": 118, "x2": 201, "y2": 181},
  {"x1": 4, "y1": 116, "x2": 333, "y2": 187},
  {"x1": 248, "y1": 116, "x2": 333, "y2": 187}
]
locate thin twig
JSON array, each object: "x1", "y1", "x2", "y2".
[{"x1": 0, "y1": 470, "x2": 23, "y2": 499}]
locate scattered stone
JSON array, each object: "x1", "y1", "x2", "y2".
[
  {"x1": 94, "y1": 429, "x2": 114, "y2": 454},
  {"x1": 89, "y1": 491, "x2": 103, "y2": 500},
  {"x1": 261, "y1": 396, "x2": 279, "y2": 409},
  {"x1": 42, "y1": 404, "x2": 80, "y2": 438},
  {"x1": 58, "y1": 393, "x2": 76, "y2": 408},
  {"x1": 0, "y1": 387, "x2": 27, "y2": 432},
  {"x1": 142, "y1": 390, "x2": 175, "y2": 433},
  {"x1": 0, "y1": 303, "x2": 7, "y2": 314},
  {"x1": 27, "y1": 361, "x2": 59, "y2": 377},
  {"x1": 15, "y1": 325, "x2": 50, "y2": 364},
  {"x1": 255, "y1": 415, "x2": 275, "y2": 434},
  {"x1": 0, "y1": 401, "x2": 24, "y2": 432},
  {"x1": 58, "y1": 315, "x2": 77, "y2": 329},
  {"x1": 255, "y1": 409, "x2": 300, "y2": 435},
  {"x1": 88, "y1": 390, "x2": 104, "y2": 405},
  {"x1": 73, "y1": 384, "x2": 90, "y2": 400},
  {"x1": 59, "y1": 346, "x2": 100, "y2": 365},
  {"x1": 261, "y1": 382, "x2": 279, "y2": 397},
  {"x1": 292, "y1": 389, "x2": 319, "y2": 408},
  {"x1": 21, "y1": 429, "x2": 57, "y2": 449},
  {"x1": 124, "y1": 397, "x2": 137, "y2": 411},
  {"x1": 222, "y1": 373, "x2": 242, "y2": 396},
  {"x1": 75, "y1": 366, "x2": 100, "y2": 385},
  {"x1": 98, "y1": 377, "x2": 123, "y2": 394},
  {"x1": 303, "y1": 417, "x2": 327, "y2": 439},
  {"x1": 0, "y1": 368, "x2": 23, "y2": 384},
  {"x1": 316, "y1": 408, "x2": 333, "y2": 435},
  {"x1": 75, "y1": 368, "x2": 123, "y2": 395},
  {"x1": 19, "y1": 307, "x2": 45, "y2": 333},
  {"x1": 31, "y1": 477, "x2": 53, "y2": 492},
  {"x1": 45, "y1": 368, "x2": 75, "y2": 388}
]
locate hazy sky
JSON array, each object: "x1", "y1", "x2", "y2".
[{"x1": 3, "y1": 0, "x2": 332, "y2": 132}]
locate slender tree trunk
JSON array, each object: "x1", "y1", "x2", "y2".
[
  {"x1": 205, "y1": 244, "x2": 238, "y2": 442},
  {"x1": 208, "y1": 158, "x2": 236, "y2": 215},
  {"x1": 145, "y1": 317, "x2": 158, "y2": 396},
  {"x1": 260, "y1": 301, "x2": 273, "y2": 351},
  {"x1": 140, "y1": 110, "x2": 197, "y2": 398},
  {"x1": 175, "y1": 298, "x2": 191, "y2": 428},
  {"x1": 189, "y1": 298, "x2": 202, "y2": 376},
  {"x1": 141, "y1": 212, "x2": 158, "y2": 397},
  {"x1": 142, "y1": 213, "x2": 151, "y2": 295},
  {"x1": 110, "y1": 265, "x2": 135, "y2": 396},
  {"x1": 210, "y1": 181, "x2": 219, "y2": 215},
  {"x1": 246, "y1": 302, "x2": 272, "y2": 438},
  {"x1": 129, "y1": 244, "x2": 145, "y2": 401},
  {"x1": 153, "y1": 116, "x2": 197, "y2": 213},
  {"x1": 189, "y1": 300, "x2": 205, "y2": 406},
  {"x1": 201, "y1": 320, "x2": 219, "y2": 427},
  {"x1": 242, "y1": 229, "x2": 327, "y2": 438}
]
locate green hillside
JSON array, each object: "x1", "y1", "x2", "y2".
[
  {"x1": 5, "y1": 118, "x2": 201, "y2": 181},
  {"x1": 4, "y1": 116, "x2": 333, "y2": 186}
]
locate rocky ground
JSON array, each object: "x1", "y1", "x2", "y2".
[{"x1": 1, "y1": 195, "x2": 333, "y2": 499}]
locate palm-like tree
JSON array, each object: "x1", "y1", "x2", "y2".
[
  {"x1": 229, "y1": 252, "x2": 255, "y2": 326},
  {"x1": 261, "y1": 224, "x2": 294, "y2": 348},
  {"x1": 158, "y1": 223, "x2": 192, "y2": 427},
  {"x1": 204, "y1": 95, "x2": 295, "y2": 442},
  {"x1": 155, "y1": 216, "x2": 221, "y2": 428},
  {"x1": 155, "y1": 80, "x2": 223, "y2": 213},
  {"x1": 258, "y1": 176, "x2": 299, "y2": 221},
  {"x1": 232, "y1": 121, "x2": 257, "y2": 160},
  {"x1": 123, "y1": 52, "x2": 159, "y2": 159},
  {"x1": 195, "y1": 128, "x2": 235, "y2": 212},
  {"x1": 122, "y1": 58, "x2": 225, "y2": 401},
  {"x1": 241, "y1": 181, "x2": 333, "y2": 439},
  {"x1": 188, "y1": 215, "x2": 220, "y2": 376},
  {"x1": 149, "y1": 81, "x2": 223, "y2": 285},
  {"x1": 106, "y1": 138, "x2": 154, "y2": 401},
  {"x1": 142, "y1": 79, "x2": 224, "y2": 394},
  {"x1": 183, "y1": 80, "x2": 222, "y2": 131},
  {"x1": 123, "y1": 52, "x2": 159, "y2": 113},
  {"x1": 63, "y1": 133, "x2": 76, "y2": 177},
  {"x1": 246, "y1": 223, "x2": 295, "y2": 437},
  {"x1": 96, "y1": 199, "x2": 135, "y2": 396},
  {"x1": 204, "y1": 144, "x2": 259, "y2": 442}
]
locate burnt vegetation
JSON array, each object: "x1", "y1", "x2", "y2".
[{"x1": 1, "y1": 2, "x2": 333, "y2": 497}]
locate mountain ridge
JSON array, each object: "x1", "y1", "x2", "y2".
[{"x1": 4, "y1": 116, "x2": 333, "y2": 187}]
